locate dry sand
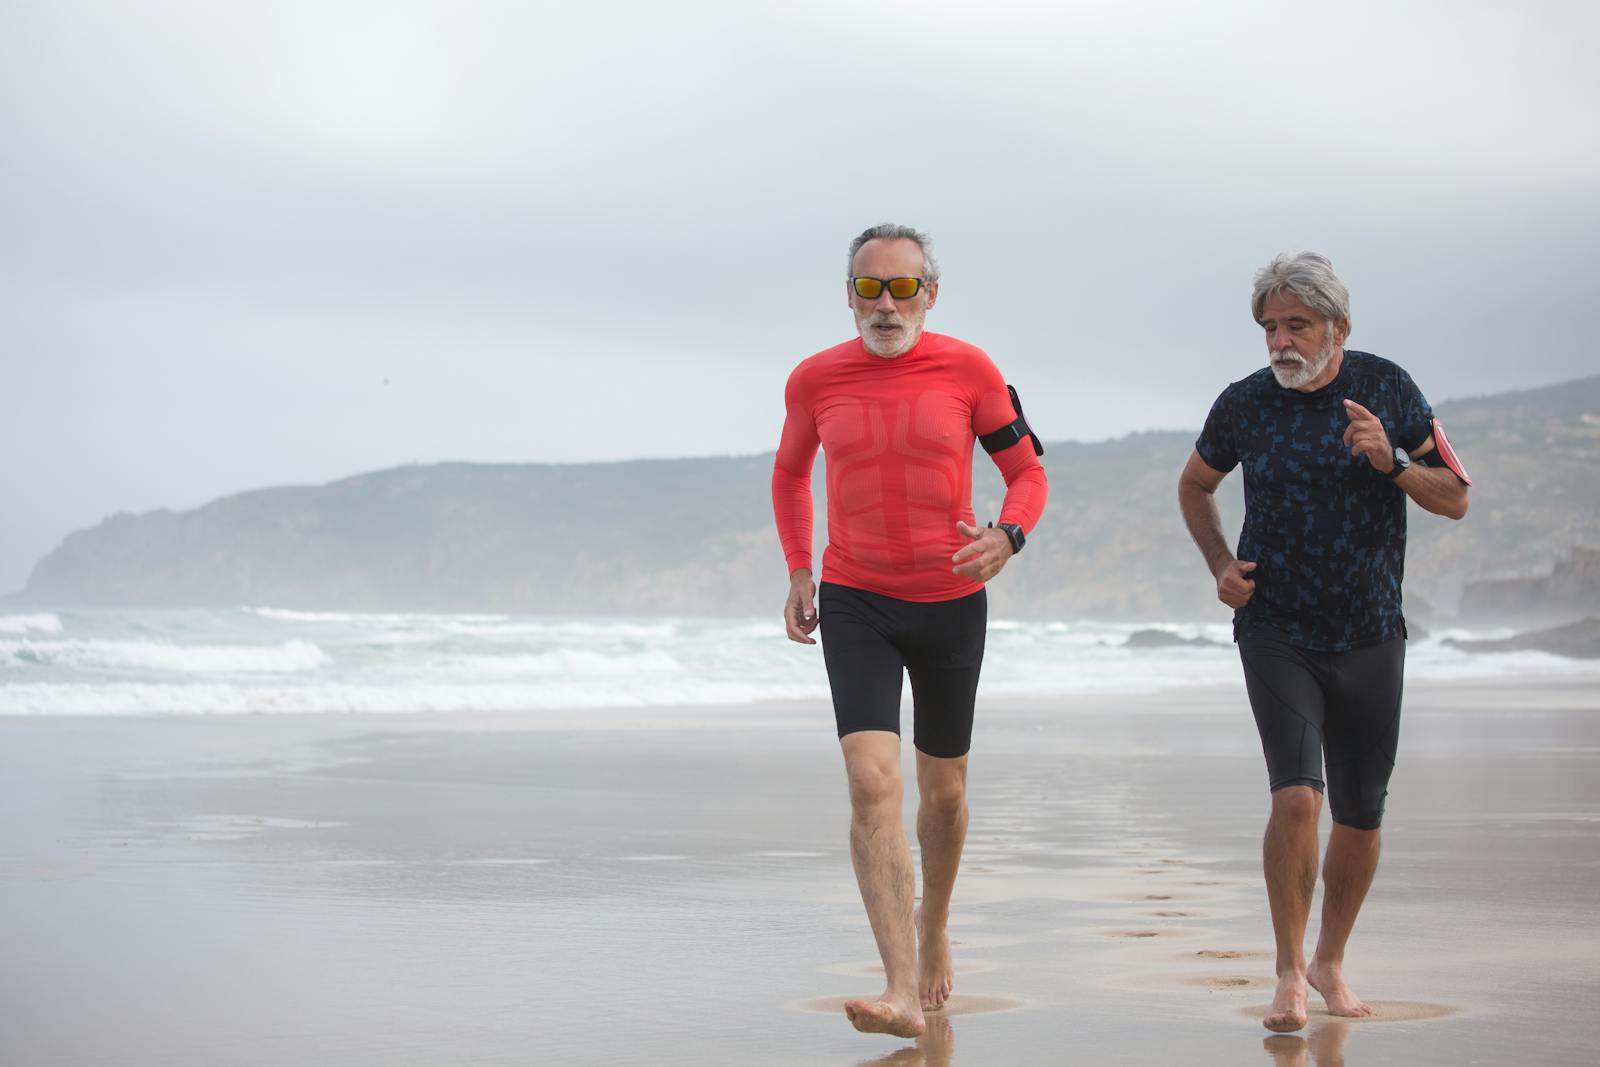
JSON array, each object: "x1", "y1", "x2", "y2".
[{"x1": 2, "y1": 676, "x2": 1597, "y2": 1064}]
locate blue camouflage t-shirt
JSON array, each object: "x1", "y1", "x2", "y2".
[{"x1": 1195, "y1": 350, "x2": 1434, "y2": 651}]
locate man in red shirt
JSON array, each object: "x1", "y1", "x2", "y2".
[{"x1": 773, "y1": 224, "x2": 1047, "y2": 1038}]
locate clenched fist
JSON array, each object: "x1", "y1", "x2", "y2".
[{"x1": 1216, "y1": 559, "x2": 1257, "y2": 609}]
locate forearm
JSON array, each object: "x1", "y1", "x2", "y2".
[
  {"x1": 996, "y1": 465, "x2": 1048, "y2": 531},
  {"x1": 773, "y1": 400, "x2": 821, "y2": 575},
  {"x1": 1395, "y1": 464, "x2": 1469, "y2": 519},
  {"x1": 991, "y1": 443, "x2": 1048, "y2": 531},
  {"x1": 1178, "y1": 480, "x2": 1235, "y2": 578},
  {"x1": 771, "y1": 463, "x2": 815, "y2": 575}
]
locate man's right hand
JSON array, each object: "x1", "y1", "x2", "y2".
[
  {"x1": 784, "y1": 570, "x2": 819, "y2": 644},
  {"x1": 1215, "y1": 559, "x2": 1257, "y2": 609}
]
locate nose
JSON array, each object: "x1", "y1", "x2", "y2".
[
  {"x1": 1266, "y1": 325, "x2": 1290, "y2": 352},
  {"x1": 873, "y1": 288, "x2": 899, "y2": 313}
]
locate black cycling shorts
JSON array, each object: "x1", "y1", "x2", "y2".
[
  {"x1": 818, "y1": 581, "x2": 987, "y2": 759},
  {"x1": 1238, "y1": 635, "x2": 1405, "y2": 830}
]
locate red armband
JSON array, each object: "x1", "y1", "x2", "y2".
[{"x1": 1431, "y1": 418, "x2": 1472, "y2": 486}]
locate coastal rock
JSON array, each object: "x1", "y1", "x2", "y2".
[
  {"x1": 1459, "y1": 548, "x2": 1600, "y2": 628},
  {"x1": 1443, "y1": 618, "x2": 1600, "y2": 660},
  {"x1": 10, "y1": 376, "x2": 1599, "y2": 619},
  {"x1": 1122, "y1": 629, "x2": 1227, "y2": 649}
]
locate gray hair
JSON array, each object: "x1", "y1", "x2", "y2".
[
  {"x1": 847, "y1": 223, "x2": 941, "y2": 282},
  {"x1": 1251, "y1": 251, "x2": 1350, "y2": 324}
]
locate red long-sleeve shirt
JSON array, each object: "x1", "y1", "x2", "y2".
[{"x1": 771, "y1": 331, "x2": 1048, "y2": 602}]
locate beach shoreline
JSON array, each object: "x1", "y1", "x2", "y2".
[{"x1": 3, "y1": 676, "x2": 1597, "y2": 1065}]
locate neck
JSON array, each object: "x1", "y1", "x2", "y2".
[{"x1": 1295, "y1": 347, "x2": 1344, "y2": 393}]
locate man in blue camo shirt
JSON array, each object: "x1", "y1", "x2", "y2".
[{"x1": 1178, "y1": 252, "x2": 1471, "y2": 1033}]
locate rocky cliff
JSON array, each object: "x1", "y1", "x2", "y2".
[{"x1": 15, "y1": 376, "x2": 1599, "y2": 620}]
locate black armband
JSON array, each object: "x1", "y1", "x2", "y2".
[{"x1": 979, "y1": 384, "x2": 1044, "y2": 457}]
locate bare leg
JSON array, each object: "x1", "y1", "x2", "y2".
[
  {"x1": 1308, "y1": 824, "x2": 1380, "y2": 1018},
  {"x1": 1262, "y1": 786, "x2": 1321, "y2": 1032},
  {"x1": 913, "y1": 749, "x2": 968, "y2": 1010},
  {"x1": 840, "y1": 731, "x2": 926, "y2": 1038}
]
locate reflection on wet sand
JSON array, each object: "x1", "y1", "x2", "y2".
[
  {"x1": 1241, "y1": 1000, "x2": 1459, "y2": 1026},
  {"x1": 855, "y1": 1013, "x2": 954, "y2": 1067},
  {"x1": 1263, "y1": 1021, "x2": 1351, "y2": 1066},
  {"x1": 793, "y1": 994, "x2": 1025, "y2": 1018}
]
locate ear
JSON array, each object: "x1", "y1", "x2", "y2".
[
  {"x1": 924, "y1": 280, "x2": 939, "y2": 311},
  {"x1": 1333, "y1": 317, "x2": 1351, "y2": 347}
]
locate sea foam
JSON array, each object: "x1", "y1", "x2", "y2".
[
  {"x1": 1, "y1": 638, "x2": 328, "y2": 675},
  {"x1": 0, "y1": 613, "x2": 63, "y2": 635},
  {"x1": 1, "y1": 606, "x2": 1595, "y2": 717}
]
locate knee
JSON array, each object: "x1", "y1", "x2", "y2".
[
  {"x1": 846, "y1": 761, "x2": 901, "y2": 812},
  {"x1": 1270, "y1": 785, "x2": 1322, "y2": 828},
  {"x1": 920, "y1": 778, "x2": 967, "y2": 822}
]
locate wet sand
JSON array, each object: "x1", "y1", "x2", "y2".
[{"x1": 2, "y1": 676, "x2": 1597, "y2": 1065}]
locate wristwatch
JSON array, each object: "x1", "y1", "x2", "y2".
[
  {"x1": 1382, "y1": 447, "x2": 1411, "y2": 479},
  {"x1": 990, "y1": 521, "x2": 1026, "y2": 554}
]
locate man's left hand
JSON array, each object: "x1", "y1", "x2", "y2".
[
  {"x1": 952, "y1": 521, "x2": 1015, "y2": 581},
  {"x1": 1342, "y1": 399, "x2": 1394, "y2": 473}
]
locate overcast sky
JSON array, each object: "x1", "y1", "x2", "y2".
[{"x1": 3, "y1": 0, "x2": 1598, "y2": 593}]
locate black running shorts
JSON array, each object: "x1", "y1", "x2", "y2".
[
  {"x1": 1238, "y1": 635, "x2": 1405, "y2": 830},
  {"x1": 818, "y1": 581, "x2": 987, "y2": 759}
]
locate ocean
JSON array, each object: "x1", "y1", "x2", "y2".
[{"x1": 1, "y1": 606, "x2": 1594, "y2": 716}]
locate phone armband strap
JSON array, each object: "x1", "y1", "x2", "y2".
[{"x1": 979, "y1": 385, "x2": 1044, "y2": 457}]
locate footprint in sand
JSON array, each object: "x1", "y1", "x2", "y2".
[
  {"x1": 1183, "y1": 974, "x2": 1272, "y2": 991},
  {"x1": 1119, "y1": 972, "x2": 1274, "y2": 996},
  {"x1": 1195, "y1": 949, "x2": 1269, "y2": 960},
  {"x1": 1146, "y1": 910, "x2": 1196, "y2": 918},
  {"x1": 1109, "y1": 930, "x2": 1163, "y2": 939}
]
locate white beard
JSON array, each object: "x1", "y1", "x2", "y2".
[
  {"x1": 1270, "y1": 333, "x2": 1337, "y2": 389},
  {"x1": 855, "y1": 307, "x2": 924, "y2": 357}
]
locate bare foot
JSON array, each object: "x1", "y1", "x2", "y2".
[
  {"x1": 1307, "y1": 959, "x2": 1374, "y2": 1018},
  {"x1": 915, "y1": 906, "x2": 954, "y2": 1011},
  {"x1": 843, "y1": 994, "x2": 926, "y2": 1038},
  {"x1": 1263, "y1": 971, "x2": 1308, "y2": 1032}
]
